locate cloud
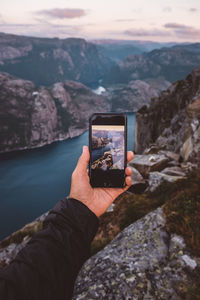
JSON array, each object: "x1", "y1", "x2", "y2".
[
  {"x1": 36, "y1": 8, "x2": 87, "y2": 19},
  {"x1": 164, "y1": 23, "x2": 200, "y2": 39},
  {"x1": 174, "y1": 27, "x2": 200, "y2": 39},
  {"x1": 124, "y1": 28, "x2": 170, "y2": 37},
  {"x1": 164, "y1": 23, "x2": 187, "y2": 29}
]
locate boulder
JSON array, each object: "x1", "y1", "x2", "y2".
[
  {"x1": 73, "y1": 207, "x2": 199, "y2": 299},
  {"x1": 148, "y1": 171, "x2": 184, "y2": 192},
  {"x1": 129, "y1": 154, "x2": 169, "y2": 178},
  {"x1": 158, "y1": 150, "x2": 180, "y2": 162},
  {"x1": 161, "y1": 166, "x2": 186, "y2": 177},
  {"x1": 180, "y1": 161, "x2": 198, "y2": 173},
  {"x1": 144, "y1": 144, "x2": 166, "y2": 155}
]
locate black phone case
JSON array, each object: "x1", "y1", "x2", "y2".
[{"x1": 89, "y1": 113, "x2": 127, "y2": 188}]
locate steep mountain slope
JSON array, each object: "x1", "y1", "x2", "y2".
[
  {"x1": 0, "y1": 33, "x2": 113, "y2": 87},
  {"x1": 104, "y1": 43, "x2": 200, "y2": 85},
  {"x1": 105, "y1": 78, "x2": 171, "y2": 112},
  {"x1": 135, "y1": 66, "x2": 200, "y2": 166},
  {"x1": 0, "y1": 72, "x2": 110, "y2": 153}
]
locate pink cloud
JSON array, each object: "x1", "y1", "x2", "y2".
[
  {"x1": 164, "y1": 23, "x2": 188, "y2": 29},
  {"x1": 37, "y1": 8, "x2": 87, "y2": 19},
  {"x1": 164, "y1": 23, "x2": 200, "y2": 39},
  {"x1": 124, "y1": 29, "x2": 170, "y2": 37}
]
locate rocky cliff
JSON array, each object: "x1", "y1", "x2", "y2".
[
  {"x1": 73, "y1": 207, "x2": 200, "y2": 299},
  {"x1": 134, "y1": 67, "x2": 200, "y2": 166},
  {"x1": 0, "y1": 72, "x2": 110, "y2": 153},
  {"x1": 105, "y1": 78, "x2": 171, "y2": 112},
  {"x1": 0, "y1": 32, "x2": 113, "y2": 87},
  {"x1": 1, "y1": 158, "x2": 199, "y2": 298},
  {"x1": 104, "y1": 43, "x2": 200, "y2": 85}
]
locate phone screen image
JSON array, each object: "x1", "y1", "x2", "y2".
[{"x1": 89, "y1": 114, "x2": 126, "y2": 187}]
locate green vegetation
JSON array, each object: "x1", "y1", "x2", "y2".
[
  {"x1": 185, "y1": 267, "x2": 200, "y2": 300},
  {"x1": 92, "y1": 170, "x2": 200, "y2": 259},
  {"x1": 0, "y1": 220, "x2": 43, "y2": 249},
  {"x1": 1, "y1": 169, "x2": 199, "y2": 296},
  {"x1": 164, "y1": 170, "x2": 200, "y2": 256},
  {"x1": 91, "y1": 169, "x2": 200, "y2": 298}
]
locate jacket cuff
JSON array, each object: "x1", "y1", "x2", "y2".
[{"x1": 44, "y1": 197, "x2": 99, "y2": 244}]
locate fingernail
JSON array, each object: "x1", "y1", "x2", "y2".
[{"x1": 82, "y1": 145, "x2": 87, "y2": 152}]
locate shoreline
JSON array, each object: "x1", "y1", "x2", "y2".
[
  {"x1": 0, "y1": 126, "x2": 88, "y2": 156},
  {"x1": 0, "y1": 111, "x2": 137, "y2": 156}
]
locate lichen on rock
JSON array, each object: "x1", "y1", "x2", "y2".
[{"x1": 73, "y1": 207, "x2": 200, "y2": 299}]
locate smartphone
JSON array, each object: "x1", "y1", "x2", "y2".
[{"x1": 89, "y1": 113, "x2": 127, "y2": 188}]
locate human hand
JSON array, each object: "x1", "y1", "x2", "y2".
[{"x1": 69, "y1": 146, "x2": 134, "y2": 217}]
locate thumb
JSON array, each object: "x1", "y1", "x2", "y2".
[{"x1": 75, "y1": 145, "x2": 90, "y2": 173}]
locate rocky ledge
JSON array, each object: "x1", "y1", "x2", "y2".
[
  {"x1": 0, "y1": 159, "x2": 199, "y2": 299},
  {"x1": 73, "y1": 207, "x2": 200, "y2": 299},
  {"x1": 134, "y1": 67, "x2": 200, "y2": 167}
]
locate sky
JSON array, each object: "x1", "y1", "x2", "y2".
[{"x1": 0, "y1": 0, "x2": 200, "y2": 42}]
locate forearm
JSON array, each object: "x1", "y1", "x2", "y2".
[{"x1": 0, "y1": 197, "x2": 99, "y2": 300}]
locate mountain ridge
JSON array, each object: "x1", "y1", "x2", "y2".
[
  {"x1": 104, "y1": 43, "x2": 200, "y2": 85},
  {"x1": 0, "y1": 32, "x2": 113, "y2": 87}
]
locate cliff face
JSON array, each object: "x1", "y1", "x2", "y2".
[
  {"x1": 0, "y1": 72, "x2": 110, "y2": 153},
  {"x1": 105, "y1": 78, "x2": 171, "y2": 112},
  {"x1": 0, "y1": 33, "x2": 113, "y2": 87},
  {"x1": 135, "y1": 67, "x2": 200, "y2": 166},
  {"x1": 104, "y1": 43, "x2": 200, "y2": 85}
]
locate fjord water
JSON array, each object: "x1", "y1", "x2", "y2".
[{"x1": 0, "y1": 113, "x2": 135, "y2": 241}]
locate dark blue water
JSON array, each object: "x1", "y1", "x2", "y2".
[{"x1": 0, "y1": 113, "x2": 135, "y2": 240}]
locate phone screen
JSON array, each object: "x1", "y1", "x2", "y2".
[{"x1": 89, "y1": 114, "x2": 126, "y2": 188}]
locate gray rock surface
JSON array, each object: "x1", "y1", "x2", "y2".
[
  {"x1": 148, "y1": 172, "x2": 184, "y2": 192},
  {"x1": 127, "y1": 166, "x2": 147, "y2": 194},
  {"x1": 161, "y1": 166, "x2": 186, "y2": 177},
  {"x1": 0, "y1": 211, "x2": 48, "y2": 268},
  {"x1": 105, "y1": 79, "x2": 171, "y2": 112},
  {"x1": 134, "y1": 67, "x2": 200, "y2": 167},
  {"x1": 73, "y1": 207, "x2": 199, "y2": 299},
  {"x1": 105, "y1": 43, "x2": 200, "y2": 85},
  {"x1": 129, "y1": 154, "x2": 169, "y2": 178},
  {"x1": 0, "y1": 32, "x2": 112, "y2": 87}
]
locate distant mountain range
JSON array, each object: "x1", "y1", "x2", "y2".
[
  {"x1": 103, "y1": 43, "x2": 200, "y2": 85},
  {"x1": 0, "y1": 33, "x2": 189, "y2": 88},
  {"x1": 1, "y1": 32, "x2": 200, "y2": 153},
  {"x1": 0, "y1": 32, "x2": 113, "y2": 87},
  {"x1": 92, "y1": 39, "x2": 178, "y2": 63}
]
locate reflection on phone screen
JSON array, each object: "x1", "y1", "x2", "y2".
[
  {"x1": 90, "y1": 124, "x2": 125, "y2": 187},
  {"x1": 91, "y1": 125, "x2": 124, "y2": 171}
]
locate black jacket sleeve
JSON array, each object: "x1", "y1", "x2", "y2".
[{"x1": 0, "y1": 197, "x2": 99, "y2": 300}]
